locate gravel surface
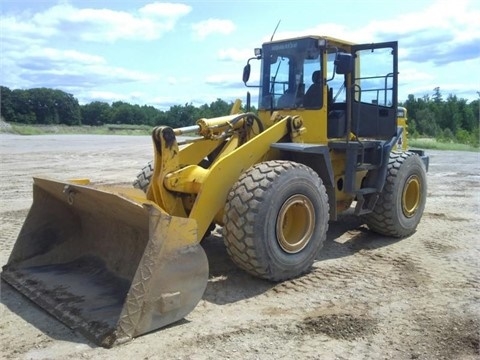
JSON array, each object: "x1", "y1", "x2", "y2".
[{"x1": 0, "y1": 134, "x2": 479, "y2": 360}]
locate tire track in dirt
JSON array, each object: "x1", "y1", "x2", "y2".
[
  {"x1": 245, "y1": 222, "x2": 479, "y2": 360},
  {"x1": 0, "y1": 210, "x2": 28, "y2": 261},
  {"x1": 155, "y1": 311, "x2": 380, "y2": 360},
  {"x1": 417, "y1": 212, "x2": 479, "y2": 290}
]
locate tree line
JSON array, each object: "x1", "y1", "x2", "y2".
[
  {"x1": 403, "y1": 87, "x2": 479, "y2": 147},
  {"x1": 1, "y1": 85, "x2": 478, "y2": 146},
  {"x1": 0, "y1": 86, "x2": 236, "y2": 129}
]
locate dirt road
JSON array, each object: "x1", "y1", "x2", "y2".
[{"x1": 0, "y1": 134, "x2": 479, "y2": 360}]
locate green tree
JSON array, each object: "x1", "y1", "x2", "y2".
[
  {"x1": 20, "y1": 88, "x2": 81, "y2": 125},
  {"x1": 416, "y1": 108, "x2": 439, "y2": 136},
  {"x1": 110, "y1": 103, "x2": 147, "y2": 125},
  {"x1": 154, "y1": 111, "x2": 169, "y2": 126},
  {"x1": 56, "y1": 91, "x2": 81, "y2": 125},
  {"x1": 81, "y1": 101, "x2": 111, "y2": 125},
  {"x1": 196, "y1": 103, "x2": 212, "y2": 119},
  {"x1": 438, "y1": 94, "x2": 460, "y2": 133},
  {"x1": 11, "y1": 89, "x2": 36, "y2": 123},
  {"x1": 167, "y1": 103, "x2": 197, "y2": 128},
  {"x1": 401, "y1": 88, "x2": 478, "y2": 148},
  {"x1": 458, "y1": 98, "x2": 476, "y2": 132},
  {"x1": 0, "y1": 86, "x2": 16, "y2": 121},
  {"x1": 111, "y1": 103, "x2": 134, "y2": 124},
  {"x1": 209, "y1": 98, "x2": 231, "y2": 117},
  {"x1": 28, "y1": 88, "x2": 59, "y2": 124},
  {"x1": 141, "y1": 105, "x2": 162, "y2": 126},
  {"x1": 432, "y1": 86, "x2": 443, "y2": 103}
]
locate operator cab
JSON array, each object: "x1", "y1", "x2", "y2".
[
  {"x1": 259, "y1": 37, "x2": 323, "y2": 110},
  {"x1": 244, "y1": 37, "x2": 350, "y2": 112},
  {"x1": 243, "y1": 36, "x2": 398, "y2": 141}
]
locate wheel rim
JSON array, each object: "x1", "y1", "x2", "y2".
[
  {"x1": 276, "y1": 194, "x2": 315, "y2": 254},
  {"x1": 402, "y1": 175, "x2": 421, "y2": 218}
]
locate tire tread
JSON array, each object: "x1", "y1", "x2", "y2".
[{"x1": 223, "y1": 160, "x2": 328, "y2": 281}]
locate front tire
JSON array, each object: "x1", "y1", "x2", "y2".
[
  {"x1": 133, "y1": 160, "x2": 215, "y2": 239},
  {"x1": 364, "y1": 152, "x2": 427, "y2": 237},
  {"x1": 223, "y1": 160, "x2": 329, "y2": 281}
]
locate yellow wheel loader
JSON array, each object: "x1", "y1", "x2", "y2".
[{"x1": 2, "y1": 36, "x2": 429, "y2": 347}]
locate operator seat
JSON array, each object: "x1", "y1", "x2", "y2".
[
  {"x1": 303, "y1": 70, "x2": 322, "y2": 108},
  {"x1": 277, "y1": 88, "x2": 296, "y2": 108}
]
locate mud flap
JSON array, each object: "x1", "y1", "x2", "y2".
[{"x1": 1, "y1": 177, "x2": 209, "y2": 348}]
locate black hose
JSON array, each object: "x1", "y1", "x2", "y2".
[{"x1": 230, "y1": 112, "x2": 264, "y2": 133}]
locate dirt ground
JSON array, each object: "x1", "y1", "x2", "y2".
[{"x1": 0, "y1": 134, "x2": 479, "y2": 360}]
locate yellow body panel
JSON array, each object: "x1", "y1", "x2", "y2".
[{"x1": 258, "y1": 108, "x2": 329, "y2": 144}]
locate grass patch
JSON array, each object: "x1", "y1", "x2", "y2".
[
  {"x1": 3, "y1": 123, "x2": 152, "y2": 136},
  {"x1": 2, "y1": 122, "x2": 478, "y2": 153},
  {"x1": 410, "y1": 138, "x2": 479, "y2": 152}
]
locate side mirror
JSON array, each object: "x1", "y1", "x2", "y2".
[
  {"x1": 335, "y1": 53, "x2": 354, "y2": 75},
  {"x1": 243, "y1": 64, "x2": 251, "y2": 84}
]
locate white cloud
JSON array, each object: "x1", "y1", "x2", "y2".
[
  {"x1": 217, "y1": 48, "x2": 253, "y2": 62},
  {"x1": 1, "y1": 2, "x2": 192, "y2": 43},
  {"x1": 4, "y1": 44, "x2": 156, "y2": 92},
  {"x1": 139, "y1": 2, "x2": 191, "y2": 18},
  {"x1": 192, "y1": 19, "x2": 236, "y2": 40},
  {"x1": 205, "y1": 74, "x2": 239, "y2": 86},
  {"x1": 150, "y1": 95, "x2": 187, "y2": 110},
  {"x1": 83, "y1": 90, "x2": 130, "y2": 103},
  {"x1": 271, "y1": 0, "x2": 480, "y2": 68},
  {"x1": 29, "y1": 47, "x2": 106, "y2": 66},
  {"x1": 0, "y1": 2, "x2": 172, "y2": 99},
  {"x1": 373, "y1": 1, "x2": 480, "y2": 66},
  {"x1": 398, "y1": 67, "x2": 435, "y2": 83},
  {"x1": 167, "y1": 77, "x2": 178, "y2": 85}
]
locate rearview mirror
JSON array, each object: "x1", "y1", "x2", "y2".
[
  {"x1": 335, "y1": 53, "x2": 354, "y2": 75},
  {"x1": 243, "y1": 64, "x2": 251, "y2": 84}
]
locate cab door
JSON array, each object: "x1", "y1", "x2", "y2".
[{"x1": 349, "y1": 41, "x2": 398, "y2": 139}]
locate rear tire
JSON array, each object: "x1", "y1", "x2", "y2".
[
  {"x1": 133, "y1": 161, "x2": 153, "y2": 192},
  {"x1": 133, "y1": 159, "x2": 212, "y2": 193},
  {"x1": 364, "y1": 151, "x2": 427, "y2": 237},
  {"x1": 223, "y1": 160, "x2": 329, "y2": 281},
  {"x1": 133, "y1": 161, "x2": 215, "y2": 239}
]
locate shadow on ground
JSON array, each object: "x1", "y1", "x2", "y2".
[{"x1": 200, "y1": 211, "x2": 406, "y2": 306}]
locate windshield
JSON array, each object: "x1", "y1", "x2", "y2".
[{"x1": 259, "y1": 38, "x2": 322, "y2": 110}]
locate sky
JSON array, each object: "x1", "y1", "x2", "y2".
[{"x1": 1, "y1": 0, "x2": 479, "y2": 110}]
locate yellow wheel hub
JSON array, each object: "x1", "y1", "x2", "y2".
[
  {"x1": 402, "y1": 175, "x2": 421, "y2": 217},
  {"x1": 276, "y1": 194, "x2": 315, "y2": 253}
]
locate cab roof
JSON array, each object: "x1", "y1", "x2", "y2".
[{"x1": 264, "y1": 35, "x2": 356, "y2": 48}]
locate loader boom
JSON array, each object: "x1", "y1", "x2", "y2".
[{"x1": 148, "y1": 113, "x2": 304, "y2": 240}]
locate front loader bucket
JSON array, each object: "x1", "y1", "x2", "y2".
[{"x1": 1, "y1": 177, "x2": 209, "y2": 348}]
